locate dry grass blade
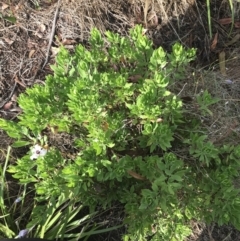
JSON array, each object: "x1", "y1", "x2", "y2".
[
  {"x1": 0, "y1": 81, "x2": 17, "y2": 109},
  {"x1": 14, "y1": 75, "x2": 26, "y2": 88},
  {"x1": 156, "y1": 0, "x2": 168, "y2": 24},
  {"x1": 143, "y1": 0, "x2": 151, "y2": 27},
  {"x1": 226, "y1": 33, "x2": 240, "y2": 46},
  {"x1": 210, "y1": 32, "x2": 218, "y2": 51},
  {"x1": 219, "y1": 51, "x2": 226, "y2": 76},
  {"x1": 218, "y1": 18, "x2": 233, "y2": 25},
  {"x1": 42, "y1": 0, "x2": 61, "y2": 69},
  {"x1": 127, "y1": 170, "x2": 145, "y2": 180}
]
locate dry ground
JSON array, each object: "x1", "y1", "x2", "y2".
[{"x1": 1, "y1": 0, "x2": 240, "y2": 240}]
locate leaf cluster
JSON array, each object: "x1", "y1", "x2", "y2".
[{"x1": 1, "y1": 25, "x2": 240, "y2": 240}]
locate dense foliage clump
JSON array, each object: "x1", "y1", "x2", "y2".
[{"x1": 1, "y1": 25, "x2": 240, "y2": 240}]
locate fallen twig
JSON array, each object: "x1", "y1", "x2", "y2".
[
  {"x1": 14, "y1": 75, "x2": 26, "y2": 88},
  {"x1": 0, "y1": 80, "x2": 17, "y2": 109},
  {"x1": 42, "y1": 0, "x2": 61, "y2": 70}
]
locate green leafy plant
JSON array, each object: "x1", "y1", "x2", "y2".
[
  {"x1": 196, "y1": 90, "x2": 219, "y2": 116},
  {"x1": 1, "y1": 25, "x2": 240, "y2": 240},
  {"x1": 0, "y1": 13, "x2": 16, "y2": 24},
  {"x1": 0, "y1": 149, "x2": 121, "y2": 240},
  {"x1": 26, "y1": 193, "x2": 122, "y2": 241}
]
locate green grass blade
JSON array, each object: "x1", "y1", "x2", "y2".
[
  {"x1": 228, "y1": 0, "x2": 234, "y2": 36},
  {"x1": 206, "y1": 0, "x2": 212, "y2": 38},
  {"x1": 0, "y1": 146, "x2": 15, "y2": 237}
]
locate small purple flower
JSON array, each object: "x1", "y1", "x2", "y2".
[
  {"x1": 14, "y1": 197, "x2": 22, "y2": 204},
  {"x1": 225, "y1": 79, "x2": 233, "y2": 84},
  {"x1": 18, "y1": 229, "x2": 28, "y2": 238}
]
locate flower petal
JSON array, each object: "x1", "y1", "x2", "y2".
[
  {"x1": 18, "y1": 229, "x2": 28, "y2": 238},
  {"x1": 30, "y1": 153, "x2": 39, "y2": 160},
  {"x1": 40, "y1": 148, "x2": 48, "y2": 157},
  {"x1": 30, "y1": 144, "x2": 48, "y2": 160},
  {"x1": 14, "y1": 197, "x2": 22, "y2": 203}
]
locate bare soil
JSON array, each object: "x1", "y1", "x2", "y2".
[{"x1": 1, "y1": 0, "x2": 240, "y2": 240}]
